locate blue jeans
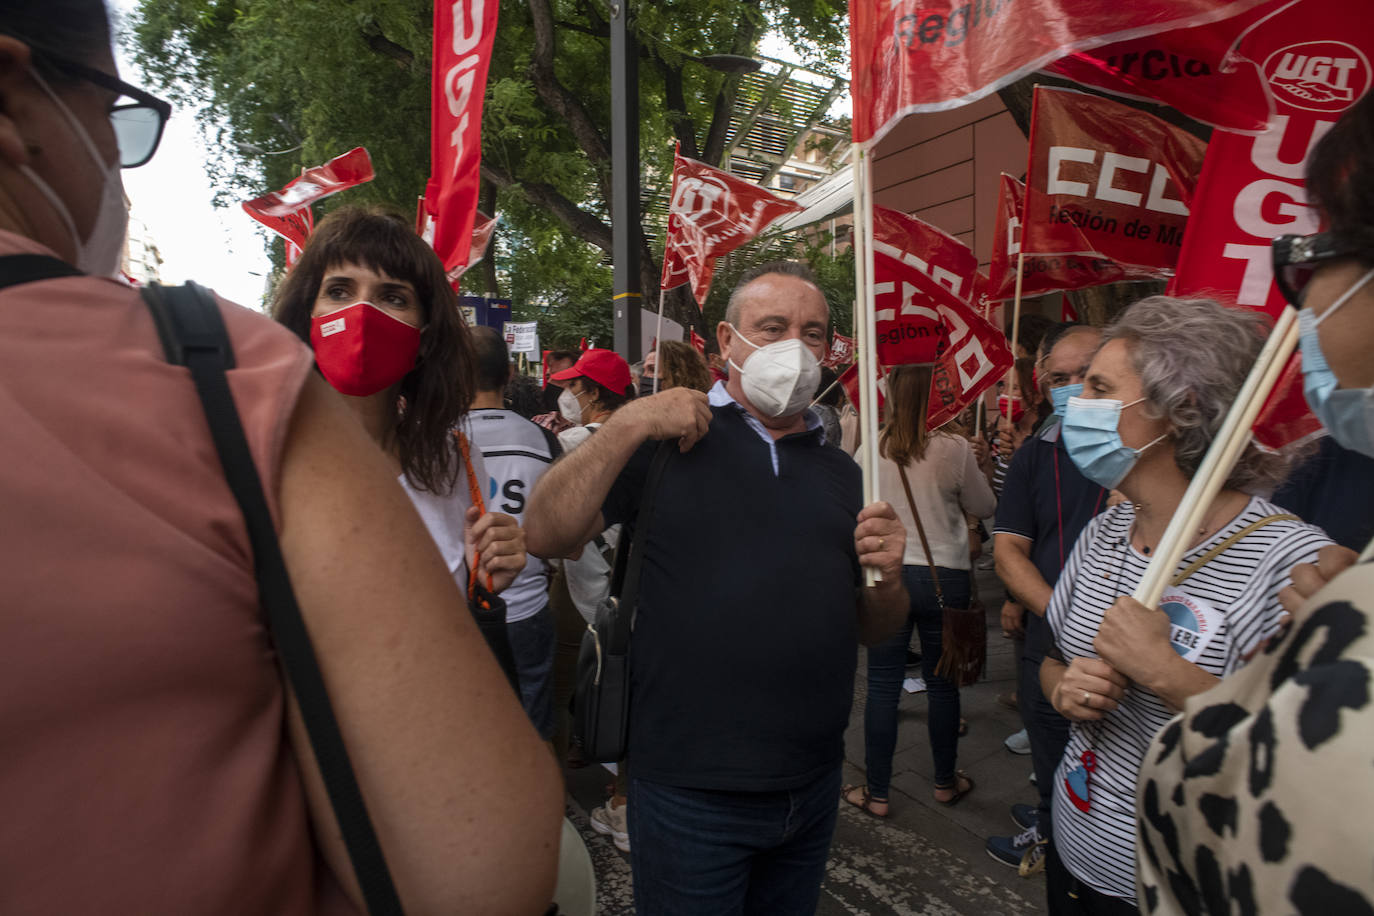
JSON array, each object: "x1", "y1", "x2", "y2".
[
  {"x1": 507, "y1": 604, "x2": 555, "y2": 739},
  {"x1": 627, "y1": 766, "x2": 842, "y2": 915},
  {"x1": 863, "y1": 565, "x2": 970, "y2": 796},
  {"x1": 1020, "y1": 651, "x2": 1070, "y2": 839}
]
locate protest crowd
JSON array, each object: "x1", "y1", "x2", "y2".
[{"x1": 4, "y1": 0, "x2": 1374, "y2": 914}]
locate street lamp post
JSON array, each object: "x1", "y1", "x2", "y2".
[{"x1": 610, "y1": 1, "x2": 641, "y2": 362}]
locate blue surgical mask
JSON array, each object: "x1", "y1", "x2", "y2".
[
  {"x1": 1062, "y1": 396, "x2": 1168, "y2": 490},
  {"x1": 1299, "y1": 267, "x2": 1374, "y2": 457},
  {"x1": 1050, "y1": 383, "x2": 1083, "y2": 420}
]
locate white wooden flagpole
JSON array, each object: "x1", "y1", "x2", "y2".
[
  {"x1": 652, "y1": 288, "x2": 666, "y2": 394},
  {"x1": 853, "y1": 143, "x2": 882, "y2": 585},
  {"x1": 1132, "y1": 308, "x2": 1301, "y2": 609}
]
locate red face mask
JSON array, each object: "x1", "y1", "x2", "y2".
[
  {"x1": 998, "y1": 394, "x2": 1026, "y2": 425},
  {"x1": 311, "y1": 301, "x2": 421, "y2": 397}
]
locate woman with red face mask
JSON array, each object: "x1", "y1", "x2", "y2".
[{"x1": 272, "y1": 206, "x2": 527, "y2": 599}]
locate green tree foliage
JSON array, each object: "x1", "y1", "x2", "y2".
[{"x1": 128, "y1": 0, "x2": 846, "y2": 333}]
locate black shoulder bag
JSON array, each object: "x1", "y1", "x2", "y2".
[
  {"x1": 140, "y1": 279, "x2": 406, "y2": 916},
  {"x1": 572, "y1": 441, "x2": 671, "y2": 763}
]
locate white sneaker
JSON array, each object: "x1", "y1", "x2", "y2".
[
  {"x1": 589, "y1": 800, "x2": 630, "y2": 853},
  {"x1": 1003, "y1": 728, "x2": 1031, "y2": 755}
]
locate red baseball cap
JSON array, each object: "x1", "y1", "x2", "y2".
[{"x1": 549, "y1": 348, "x2": 633, "y2": 395}]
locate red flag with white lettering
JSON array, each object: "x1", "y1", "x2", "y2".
[
  {"x1": 661, "y1": 147, "x2": 804, "y2": 306},
  {"x1": 1170, "y1": 0, "x2": 1374, "y2": 447},
  {"x1": 424, "y1": 0, "x2": 500, "y2": 274},
  {"x1": 1023, "y1": 87, "x2": 1207, "y2": 278},
  {"x1": 840, "y1": 362, "x2": 888, "y2": 421},
  {"x1": 988, "y1": 173, "x2": 1126, "y2": 299},
  {"x1": 690, "y1": 328, "x2": 707, "y2": 356},
  {"x1": 242, "y1": 148, "x2": 375, "y2": 217},
  {"x1": 850, "y1": 0, "x2": 1272, "y2": 145},
  {"x1": 823, "y1": 332, "x2": 856, "y2": 368},
  {"x1": 914, "y1": 267, "x2": 1016, "y2": 430},
  {"x1": 1046, "y1": 0, "x2": 1290, "y2": 134},
  {"x1": 871, "y1": 207, "x2": 979, "y2": 366}
]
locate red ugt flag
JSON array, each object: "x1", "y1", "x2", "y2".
[
  {"x1": 1023, "y1": 87, "x2": 1206, "y2": 278},
  {"x1": 823, "y1": 332, "x2": 857, "y2": 368},
  {"x1": 425, "y1": 0, "x2": 500, "y2": 274},
  {"x1": 661, "y1": 148, "x2": 803, "y2": 306},
  {"x1": 988, "y1": 173, "x2": 1125, "y2": 299},
  {"x1": 850, "y1": 0, "x2": 1273, "y2": 145},
  {"x1": 1170, "y1": 0, "x2": 1374, "y2": 447},
  {"x1": 1046, "y1": 0, "x2": 1290, "y2": 134},
  {"x1": 242, "y1": 148, "x2": 372, "y2": 267}
]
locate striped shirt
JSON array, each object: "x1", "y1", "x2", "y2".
[{"x1": 1047, "y1": 496, "x2": 1330, "y2": 902}]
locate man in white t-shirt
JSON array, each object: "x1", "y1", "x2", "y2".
[{"x1": 464, "y1": 328, "x2": 562, "y2": 738}]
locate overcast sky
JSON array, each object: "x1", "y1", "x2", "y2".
[{"x1": 112, "y1": 0, "x2": 273, "y2": 310}]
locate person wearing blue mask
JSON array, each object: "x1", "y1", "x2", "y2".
[
  {"x1": 985, "y1": 324, "x2": 1108, "y2": 878},
  {"x1": 1135, "y1": 89, "x2": 1374, "y2": 916},
  {"x1": 1039, "y1": 296, "x2": 1331, "y2": 914}
]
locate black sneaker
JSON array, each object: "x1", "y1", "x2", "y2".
[{"x1": 1010, "y1": 803, "x2": 1038, "y2": 831}]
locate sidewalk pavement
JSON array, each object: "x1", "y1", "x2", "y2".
[{"x1": 563, "y1": 560, "x2": 1049, "y2": 914}]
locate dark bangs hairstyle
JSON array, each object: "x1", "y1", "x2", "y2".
[
  {"x1": 880, "y1": 364, "x2": 937, "y2": 465},
  {"x1": 272, "y1": 205, "x2": 476, "y2": 494},
  {"x1": 1307, "y1": 90, "x2": 1374, "y2": 267}
]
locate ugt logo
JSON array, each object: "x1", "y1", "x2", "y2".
[{"x1": 1263, "y1": 40, "x2": 1371, "y2": 113}]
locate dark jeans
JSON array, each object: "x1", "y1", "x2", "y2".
[
  {"x1": 507, "y1": 604, "x2": 555, "y2": 740},
  {"x1": 863, "y1": 565, "x2": 970, "y2": 796},
  {"x1": 1046, "y1": 843, "x2": 1139, "y2": 916},
  {"x1": 627, "y1": 766, "x2": 842, "y2": 915},
  {"x1": 1019, "y1": 650, "x2": 1070, "y2": 838}
]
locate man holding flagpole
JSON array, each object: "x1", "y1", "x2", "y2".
[{"x1": 526, "y1": 261, "x2": 909, "y2": 914}]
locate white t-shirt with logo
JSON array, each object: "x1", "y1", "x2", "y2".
[
  {"x1": 399, "y1": 442, "x2": 484, "y2": 604},
  {"x1": 462, "y1": 409, "x2": 560, "y2": 622}
]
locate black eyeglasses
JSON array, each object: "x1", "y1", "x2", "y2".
[
  {"x1": 1271, "y1": 232, "x2": 1366, "y2": 307},
  {"x1": 27, "y1": 41, "x2": 172, "y2": 168}
]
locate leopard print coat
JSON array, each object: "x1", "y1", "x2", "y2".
[{"x1": 1136, "y1": 561, "x2": 1374, "y2": 914}]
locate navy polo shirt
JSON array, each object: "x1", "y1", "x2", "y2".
[
  {"x1": 992, "y1": 421, "x2": 1108, "y2": 662},
  {"x1": 1273, "y1": 435, "x2": 1374, "y2": 551},
  {"x1": 601, "y1": 402, "x2": 863, "y2": 792}
]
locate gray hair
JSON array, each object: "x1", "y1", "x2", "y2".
[
  {"x1": 725, "y1": 260, "x2": 824, "y2": 328},
  {"x1": 1105, "y1": 296, "x2": 1289, "y2": 493}
]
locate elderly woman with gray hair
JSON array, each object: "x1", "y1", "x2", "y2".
[{"x1": 1035, "y1": 296, "x2": 1332, "y2": 916}]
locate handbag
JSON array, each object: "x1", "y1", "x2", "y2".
[
  {"x1": 138, "y1": 279, "x2": 405, "y2": 915},
  {"x1": 896, "y1": 463, "x2": 987, "y2": 688},
  {"x1": 572, "y1": 441, "x2": 672, "y2": 764},
  {"x1": 455, "y1": 430, "x2": 522, "y2": 695}
]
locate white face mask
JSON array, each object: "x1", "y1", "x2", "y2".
[
  {"x1": 21, "y1": 68, "x2": 128, "y2": 277},
  {"x1": 727, "y1": 323, "x2": 822, "y2": 419},
  {"x1": 558, "y1": 386, "x2": 585, "y2": 425}
]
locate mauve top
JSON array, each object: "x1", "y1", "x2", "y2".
[{"x1": 0, "y1": 231, "x2": 357, "y2": 914}]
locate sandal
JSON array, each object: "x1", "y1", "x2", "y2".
[
  {"x1": 957, "y1": 717, "x2": 969, "y2": 737},
  {"x1": 841, "y1": 784, "x2": 890, "y2": 819},
  {"x1": 934, "y1": 771, "x2": 975, "y2": 807}
]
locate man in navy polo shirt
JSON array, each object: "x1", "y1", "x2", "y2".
[
  {"x1": 526, "y1": 262, "x2": 909, "y2": 914},
  {"x1": 985, "y1": 325, "x2": 1108, "y2": 876}
]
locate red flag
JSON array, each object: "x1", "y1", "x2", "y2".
[
  {"x1": 241, "y1": 148, "x2": 374, "y2": 218},
  {"x1": 1023, "y1": 87, "x2": 1207, "y2": 278},
  {"x1": 690, "y1": 328, "x2": 707, "y2": 356},
  {"x1": 988, "y1": 173, "x2": 1125, "y2": 299},
  {"x1": 1062, "y1": 298, "x2": 1081, "y2": 322},
  {"x1": 1170, "y1": 0, "x2": 1373, "y2": 447},
  {"x1": 911, "y1": 267, "x2": 1016, "y2": 429},
  {"x1": 1046, "y1": 1, "x2": 1290, "y2": 134},
  {"x1": 850, "y1": 0, "x2": 1272, "y2": 145},
  {"x1": 660, "y1": 148, "x2": 804, "y2": 305},
  {"x1": 823, "y1": 332, "x2": 857, "y2": 368},
  {"x1": 871, "y1": 206, "x2": 979, "y2": 366},
  {"x1": 424, "y1": 0, "x2": 500, "y2": 274},
  {"x1": 444, "y1": 211, "x2": 498, "y2": 285},
  {"x1": 839, "y1": 362, "x2": 888, "y2": 422}
]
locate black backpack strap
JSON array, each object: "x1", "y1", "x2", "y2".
[
  {"x1": 139, "y1": 282, "x2": 404, "y2": 916},
  {"x1": 0, "y1": 254, "x2": 82, "y2": 290}
]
